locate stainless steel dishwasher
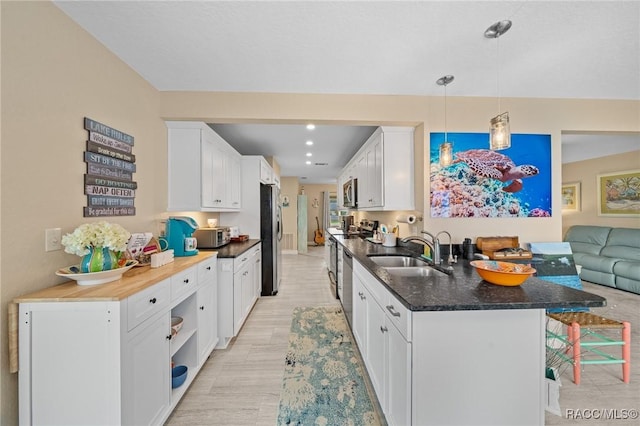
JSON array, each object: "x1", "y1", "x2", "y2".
[{"x1": 341, "y1": 249, "x2": 353, "y2": 326}]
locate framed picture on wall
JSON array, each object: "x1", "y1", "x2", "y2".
[
  {"x1": 561, "y1": 182, "x2": 581, "y2": 212},
  {"x1": 597, "y1": 169, "x2": 640, "y2": 217}
]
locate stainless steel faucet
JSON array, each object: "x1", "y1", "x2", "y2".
[
  {"x1": 421, "y1": 231, "x2": 441, "y2": 264},
  {"x1": 400, "y1": 236, "x2": 436, "y2": 264},
  {"x1": 436, "y1": 231, "x2": 455, "y2": 264}
]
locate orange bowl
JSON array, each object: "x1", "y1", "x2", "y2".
[{"x1": 470, "y1": 260, "x2": 536, "y2": 286}]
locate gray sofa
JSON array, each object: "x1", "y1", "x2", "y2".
[{"x1": 564, "y1": 225, "x2": 640, "y2": 294}]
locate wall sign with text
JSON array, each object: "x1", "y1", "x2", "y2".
[{"x1": 83, "y1": 117, "x2": 136, "y2": 217}]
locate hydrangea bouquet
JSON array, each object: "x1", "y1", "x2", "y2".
[{"x1": 62, "y1": 221, "x2": 131, "y2": 256}]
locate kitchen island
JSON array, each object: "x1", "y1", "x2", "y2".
[{"x1": 330, "y1": 232, "x2": 606, "y2": 426}]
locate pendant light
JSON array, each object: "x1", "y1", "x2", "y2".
[
  {"x1": 436, "y1": 75, "x2": 454, "y2": 167},
  {"x1": 485, "y1": 20, "x2": 512, "y2": 150}
]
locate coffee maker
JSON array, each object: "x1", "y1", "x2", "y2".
[
  {"x1": 341, "y1": 215, "x2": 354, "y2": 231},
  {"x1": 166, "y1": 216, "x2": 199, "y2": 256}
]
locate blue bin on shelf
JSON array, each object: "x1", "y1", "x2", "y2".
[{"x1": 172, "y1": 365, "x2": 188, "y2": 389}]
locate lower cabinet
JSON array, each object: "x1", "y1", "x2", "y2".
[
  {"x1": 17, "y1": 255, "x2": 218, "y2": 426},
  {"x1": 352, "y1": 259, "x2": 545, "y2": 426},
  {"x1": 353, "y1": 260, "x2": 411, "y2": 426},
  {"x1": 217, "y1": 243, "x2": 261, "y2": 348},
  {"x1": 125, "y1": 311, "x2": 171, "y2": 425}
]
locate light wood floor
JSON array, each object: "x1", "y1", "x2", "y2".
[
  {"x1": 166, "y1": 246, "x2": 339, "y2": 425},
  {"x1": 167, "y1": 247, "x2": 640, "y2": 425}
]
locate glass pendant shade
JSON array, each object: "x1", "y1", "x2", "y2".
[
  {"x1": 439, "y1": 142, "x2": 453, "y2": 167},
  {"x1": 490, "y1": 112, "x2": 510, "y2": 150}
]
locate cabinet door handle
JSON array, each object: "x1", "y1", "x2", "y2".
[
  {"x1": 149, "y1": 297, "x2": 157, "y2": 304},
  {"x1": 183, "y1": 278, "x2": 189, "y2": 284},
  {"x1": 206, "y1": 266, "x2": 212, "y2": 270},
  {"x1": 380, "y1": 325, "x2": 388, "y2": 333},
  {"x1": 166, "y1": 334, "x2": 172, "y2": 340},
  {"x1": 200, "y1": 306, "x2": 205, "y2": 310},
  {"x1": 386, "y1": 305, "x2": 401, "y2": 317}
]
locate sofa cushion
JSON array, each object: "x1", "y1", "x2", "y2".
[
  {"x1": 613, "y1": 260, "x2": 640, "y2": 281},
  {"x1": 616, "y1": 276, "x2": 640, "y2": 294},
  {"x1": 601, "y1": 228, "x2": 640, "y2": 262},
  {"x1": 564, "y1": 225, "x2": 612, "y2": 256},
  {"x1": 580, "y1": 269, "x2": 616, "y2": 287},
  {"x1": 577, "y1": 253, "x2": 620, "y2": 273}
]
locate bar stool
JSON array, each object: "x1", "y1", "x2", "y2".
[{"x1": 546, "y1": 312, "x2": 630, "y2": 385}]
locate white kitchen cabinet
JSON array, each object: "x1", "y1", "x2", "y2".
[
  {"x1": 340, "y1": 126, "x2": 414, "y2": 211},
  {"x1": 353, "y1": 260, "x2": 412, "y2": 426},
  {"x1": 166, "y1": 121, "x2": 241, "y2": 212},
  {"x1": 197, "y1": 257, "x2": 218, "y2": 363},
  {"x1": 259, "y1": 157, "x2": 274, "y2": 184},
  {"x1": 125, "y1": 308, "x2": 171, "y2": 426},
  {"x1": 16, "y1": 254, "x2": 218, "y2": 426},
  {"x1": 217, "y1": 243, "x2": 261, "y2": 348},
  {"x1": 358, "y1": 131, "x2": 383, "y2": 208},
  {"x1": 252, "y1": 245, "x2": 262, "y2": 301},
  {"x1": 351, "y1": 258, "x2": 544, "y2": 426},
  {"x1": 233, "y1": 258, "x2": 252, "y2": 334},
  {"x1": 220, "y1": 155, "x2": 273, "y2": 239}
]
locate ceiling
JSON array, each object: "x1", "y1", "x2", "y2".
[{"x1": 53, "y1": 1, "x2": 640, "y2": 183}]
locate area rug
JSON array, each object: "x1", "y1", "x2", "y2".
[{"x1": 277, "y1": 306, "x2": 381, "y2": 426}]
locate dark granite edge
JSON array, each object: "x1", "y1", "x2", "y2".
[
  {"x1": 331, "y1": 232, "x2": 606, "y2": 312},
  {"x1": 200, "y1": 239, "x2": 261, "y2": 258}
]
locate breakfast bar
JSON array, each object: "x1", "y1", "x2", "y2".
[{"x1": 330, "y1": 232, "x2": 606, "y2": 426}]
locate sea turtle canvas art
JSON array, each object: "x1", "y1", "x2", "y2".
[
  {"x1": 429, "y1": 133, "x2": 551, "y2": 218},
  {"x1": 452, "y1": 149, "x2": 539, "y2": 193}
]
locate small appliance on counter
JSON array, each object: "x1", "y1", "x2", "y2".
[
  {"x1": 340, "y1": 215, "x2": 354, "y2": 232},
  {"x1": 165, "y1": 216, "x2": 199, "y2": 256},
  {"x1": 193, "y1": 226, "x2": 231, "y2": 248}
]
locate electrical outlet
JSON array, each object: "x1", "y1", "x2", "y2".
[{"x1": 45, "y1": 228, "x2": 63, "y2": 252}]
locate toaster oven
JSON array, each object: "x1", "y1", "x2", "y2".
[{"x1": 193, "y1": 227, "x2": 230, "y2": 248}]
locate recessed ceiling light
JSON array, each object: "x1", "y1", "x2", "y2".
[
  {"x1": 306, "y1": 124, "x2": 315, "y2": 130},
  {"x1": 306, "y1": 140, "x2": 314, "y2": 146},
  {"x1": 306, "y1": 152, "x2": 312, "y2": 157},
  {"x1": 305, "y1": 161, "x2": 311, "y2": 165}
]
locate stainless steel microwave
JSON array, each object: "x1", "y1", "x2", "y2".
[
  {"x1": 343, "y1": 178, "x2": 358, "y2": 208},
  {"x1": 193, "y1": 227, "x2": 230, "y2": 248}
]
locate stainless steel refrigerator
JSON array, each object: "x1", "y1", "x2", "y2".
[{"x1": 260, "y1": 183, "x2": 282, "y2": 296}]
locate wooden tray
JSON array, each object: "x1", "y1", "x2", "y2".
[
  {"x1": 231, "y1": 235, "x2": 249, "y2": 243},
  {"x1": 476, "y1": 236, "x2": 529, "y2": 259}
]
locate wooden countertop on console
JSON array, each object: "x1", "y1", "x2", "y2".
[{"x1": 13, "y1": 252, "x2": 217, "y2": 303}]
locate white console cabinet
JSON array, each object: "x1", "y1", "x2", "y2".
[
  {"x1": 166, "y1": 121, "x2": 241, "y2": 211},
  {"x1": 16, "y1": 253, "x2": 217, "y2": 426}
]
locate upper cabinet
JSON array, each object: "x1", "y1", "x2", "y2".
[
  {"x1": 341, "y1": 126, "x2": 415, "y2": 211},
  {"x1": 167, "y1": 122, "x2": 241, "y2": 212}
]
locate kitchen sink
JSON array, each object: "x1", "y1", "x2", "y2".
[
  {"x1": 384, "y1": 266, "x2": 449, "y2": 278},
  {"x1": 367, "y1": 255, "x2": 430, "y2": 267}
]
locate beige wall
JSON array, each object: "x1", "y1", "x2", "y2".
[
  {"x1": 2, "y1": 1, "x2": 640, "y2": 423},
  {"x1": 562, "y1": 150, "x2": 640, "y2": 236},
  {"x1": 1, "y1": 2, "x2": 165, "y2": 423},
  {"x1": 280, "y1": 177, "x2": 299, "y2": 251}
]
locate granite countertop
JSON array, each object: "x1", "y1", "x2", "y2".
[
  {"x1": 201, "y1": 239, "x2": 261, "y2": 258},
  {"x1": 332, "y1": 233, "x2": 606, "y2": 312}
]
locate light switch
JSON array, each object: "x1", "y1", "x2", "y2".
[{"x1": 45, "y1": 228, "x2": 63, "y2": 252}]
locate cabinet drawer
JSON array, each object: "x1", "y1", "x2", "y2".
[
  {"x1": 384, "y1": 292, "x2": 411, "y2": 342},
  {"x1": 171, "y1": 266, "x2": 198, "y2": 301},
  {"x1": 198, "y1": 257, "x2": 217, "y2": 284},
  {"x1": 127, "y1": 279, "x2": 171, "y2": 331},
  {"x1": 233, "y1": 252, "x2": 252, "y2": 273}
]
